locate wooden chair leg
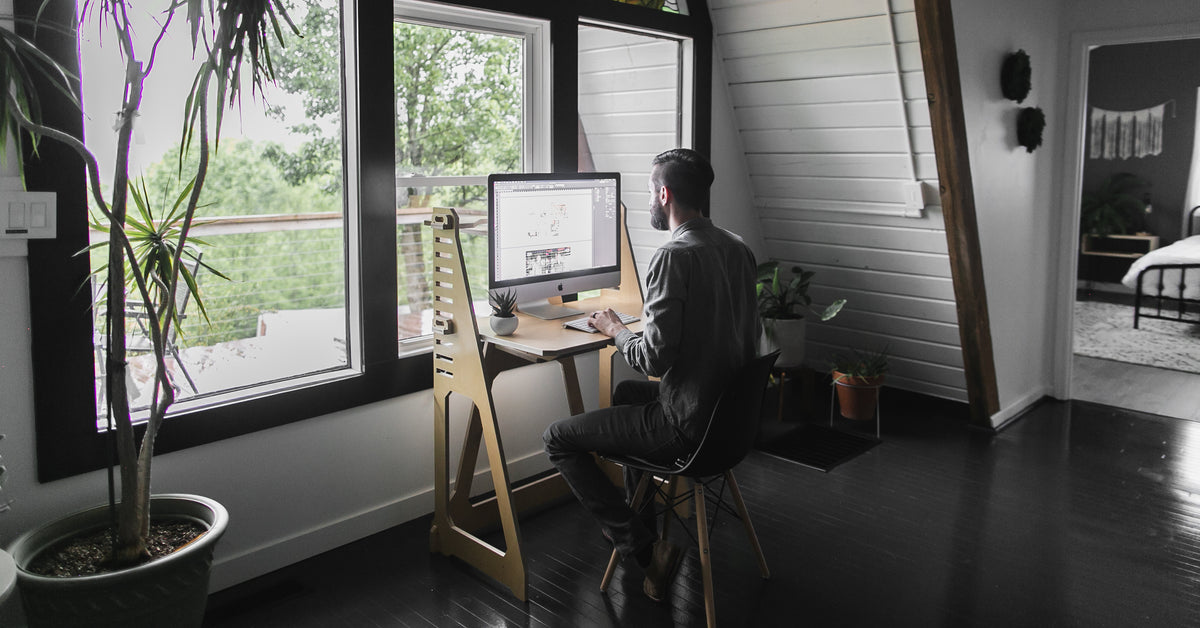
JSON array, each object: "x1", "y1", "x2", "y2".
[
  {"x1": 725, "y1": 470, "x2": 769, "y2": 579},
  {"x1": 601, "y1": 473, "x2": 653, "y2": 592},
  {"x1": 599, "y1": 549, "x2": 621, "y2": 593},
  {"x1": 693, "y1": 481, "x2": 716, "y2": 628}
]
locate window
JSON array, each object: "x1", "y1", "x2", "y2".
[
  {"x1": 392, "y1": 2, "x2": 549, "y2": 343},
  {"x1": 25, "y1": 0, "x2": 710, "y2": 480},
  {"x1": 82, "y1": 0, "x2": 354, "y2": 422},
  {"x1": 577, "y1": 23, "x2": 692, "y2": 281}
]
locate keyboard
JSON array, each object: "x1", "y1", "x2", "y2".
[{"x1": 562, "y1": 311, "x2": 640, "y2": 333}]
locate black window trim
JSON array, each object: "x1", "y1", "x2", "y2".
[{"x1": 24, "y1": 0, "x2": 712, "y2": 482}]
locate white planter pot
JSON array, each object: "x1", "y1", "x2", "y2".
[
  {"x1": 9, "y1": 494, "x2": 228, "y2": 628},
  {"x1": 490, "y1": 314, "x2": 518, "y2": 336},
  {"x1": 761, "y1": 317, "x2": 806, "y2": 368}
]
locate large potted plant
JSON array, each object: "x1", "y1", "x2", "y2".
[
  {"x1": 1, "y1": 2, "x2": 294, "y2": 625},
  {"x1": 756, "y1": 260, "x2": 845, "y2": 367}
]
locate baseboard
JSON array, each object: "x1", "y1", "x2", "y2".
[
  {"x1": 208, "y1": 449, "x2": 555, "y2": 592},
  {"x1": 990, "y1": 387, "x2": 1051, "y2": 431}
]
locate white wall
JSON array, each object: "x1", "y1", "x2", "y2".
[
  {"x1": 947, "y1": 0, "x2": 1064, "y2": 427},
  {"x1": 710, "y1": 0, "x2": 968, "y2": 401}
]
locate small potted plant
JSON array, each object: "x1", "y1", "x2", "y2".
[
  {"x1": 829, "y1": 347, "x2": 889, "y2": 420},
  {"x1": 489, "y1": 288, "x2": 519, "y2": 336},
  {"x1": 756, "y1": 261, "x2": 845, "y2": 367}
]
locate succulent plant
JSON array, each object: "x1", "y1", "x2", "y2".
[{"x1": 489, "y1": 288, "x2": 518, "y2": 317}]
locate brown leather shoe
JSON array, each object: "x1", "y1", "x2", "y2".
[{"x1": 642, "y1": 540, "x2": 683, "y2": 602}]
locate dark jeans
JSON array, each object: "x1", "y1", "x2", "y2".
[{"x1": 542, "y1": 380, "x2": 695, "y2": 561}]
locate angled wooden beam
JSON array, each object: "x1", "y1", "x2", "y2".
[{"x1": 913, "y1": 0, "x2": 1001, "y2": 427}]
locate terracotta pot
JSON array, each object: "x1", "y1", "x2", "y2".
[
  {"x1": 9, "y1": 494, "x2": 228, "y2": 628},
  {"x1": 490, "y1": 314, "x2": 518, "y2": 336},
  {"x1": 832, "y1": 372, "x2": 884, "y2": 420}
]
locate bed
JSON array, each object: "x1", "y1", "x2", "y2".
[{"x1": 1121, "y1": 205, "x2": 1200, "y2": 328}]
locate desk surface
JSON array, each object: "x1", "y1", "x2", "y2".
[{"x1": 477, "y1": 288, "x2": 644, "y2": 358}]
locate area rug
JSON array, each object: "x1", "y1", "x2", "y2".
[
  {"x1": 1074, "y1": 300, "x2": 1200, "y2": 375},
  {"x1": 756, "y1": 424, "x2": 879, "y2": 473}
]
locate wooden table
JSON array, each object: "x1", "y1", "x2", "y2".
[{"x1": 427, "y1": 206, "x2": 643, "y2": 601}]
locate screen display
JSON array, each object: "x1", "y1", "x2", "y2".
[{"x1": 489, "y1": 173, "x2": 621, "y2": 292}]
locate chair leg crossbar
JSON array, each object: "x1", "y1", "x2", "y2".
[{"x1": 599, "y1": 469, "x2": 770, "y2": 628}]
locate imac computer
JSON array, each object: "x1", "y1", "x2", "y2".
[{"x1": 488, "y1": 172, "x2": 622, "y2": 320}]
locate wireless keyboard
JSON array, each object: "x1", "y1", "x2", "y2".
[{"x1": 562, "y1": 311, "x2": 640, "y2": 333}]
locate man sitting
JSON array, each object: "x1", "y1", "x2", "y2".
[{"x1": 543, "y1": 148, "x2": 761, "y2": 601}]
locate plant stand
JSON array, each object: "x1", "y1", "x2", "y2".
[{"x1": 829, "y1": 381, "x2": 882, "y2": 440}]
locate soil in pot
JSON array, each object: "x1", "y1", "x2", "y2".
[{"x1": 27, "y1": 520, "x2": 205, "y2": 578}]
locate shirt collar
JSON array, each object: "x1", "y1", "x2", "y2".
[{"x1": 671, "y1": 216, "x2": 711, "y2": 239}]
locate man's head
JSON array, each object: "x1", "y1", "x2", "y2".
[{"x1": 648, "y1": 148, "x2": 715, "y2": 231}]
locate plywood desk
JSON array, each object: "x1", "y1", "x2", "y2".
[{"x1": 428, "y1": 206, "x2": 643, "y2": 601}]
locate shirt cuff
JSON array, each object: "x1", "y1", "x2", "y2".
[{"x1": 614, "y1": 329, "x2": 637, "y2": 351}]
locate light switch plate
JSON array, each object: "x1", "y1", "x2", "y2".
[{"x1": 0, "y1": 191, "x2": 56, "y2": 239}]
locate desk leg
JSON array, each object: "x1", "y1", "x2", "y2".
[
  {"x1": 430, "y1": 392, "x2": 528, "y2": 601},
  {"x1": 558, "y1": 355, "x2": 585, "y2": 416}
]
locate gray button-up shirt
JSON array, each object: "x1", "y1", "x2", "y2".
[{"x1": 614, "y1": 217, "x2": 761, "y2": 443}]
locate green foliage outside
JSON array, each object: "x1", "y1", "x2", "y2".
[{"x1": 91, "y1": 0, "x2": 522, "y2": 347}]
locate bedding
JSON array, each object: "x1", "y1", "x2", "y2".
[{"x1": 1121, "y1": 234, "x2": 1200, "y2": 300}]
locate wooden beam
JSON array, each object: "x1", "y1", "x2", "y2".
[{"x1": 913, "y1": 0, "x2": 1001, "y2": 427}]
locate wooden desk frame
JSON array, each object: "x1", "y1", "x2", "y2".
[{"x1": 428, "y1": 205, "x2": 642, "y2": 601}]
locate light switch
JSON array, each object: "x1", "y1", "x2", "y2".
[
  {"x1": 8, "y1": 202, "x2": 26, "y2": 229},
  {"x1": 30, "y1": 202, "x2": 47, "y2": 228}
]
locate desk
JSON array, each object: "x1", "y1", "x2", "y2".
[{"x1": 428, "y1": 206, "x2": 643, "y2": 601}]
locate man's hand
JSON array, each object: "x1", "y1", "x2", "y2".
[{"x1": 589, "y1": 308, "x2": 627, "y2": 338}]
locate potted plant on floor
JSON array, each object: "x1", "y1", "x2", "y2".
[
  {"x1": 1, "y1": 2, "x2": 295, "y2": 626},
  {"x1": 756, "y1": 260, "x2": 845, "y2": 368},
  {"x1": 830, "y1": 347, "x2": 889, "y2": 420}
]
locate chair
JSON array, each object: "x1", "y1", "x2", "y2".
[{"x1": 599, "y1": 350, "x2": 780, "y2": 627}]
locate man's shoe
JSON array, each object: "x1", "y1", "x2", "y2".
[{"x1": 642, "y1": 540, "x2": 683, "y2": 602}]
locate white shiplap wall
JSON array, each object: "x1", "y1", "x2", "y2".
[
  {"x1": 712, "y1": 0, "x2": 968, "y2": 401},
  {"x1": 577, "y1": 25, "x2": 677, "y2": 282}
]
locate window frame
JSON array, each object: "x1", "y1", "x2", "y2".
[{"x1": 23, "y1": 0, "x2": 711, "y2": 482}]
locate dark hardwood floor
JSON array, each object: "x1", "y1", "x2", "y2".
[{"x1": 203, "y1": 397, "x2": 1200, "y2": 627}]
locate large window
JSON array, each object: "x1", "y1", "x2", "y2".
[
  {"x1": 82, "y1": 0, "x2": 353, "y2": 421},
  {"x1": 25, "y1": 0, "x2": 711, "y2": 480}
]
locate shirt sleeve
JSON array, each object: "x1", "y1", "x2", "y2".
[{"x1": 617, "y1": 247, "x2": 685, "y2": 377}]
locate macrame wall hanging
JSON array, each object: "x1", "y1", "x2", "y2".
[{"x1": 1089, "y1": 100, "x2": 1175, "y2": 160}]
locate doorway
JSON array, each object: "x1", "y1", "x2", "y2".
[{"x1": 1057, "y1": 24, "x2": 1200, "y2": 421}]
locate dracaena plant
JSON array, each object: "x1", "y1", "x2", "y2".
[{"x1": 0, "y1": 0, "x2": 296, "y2": 566}]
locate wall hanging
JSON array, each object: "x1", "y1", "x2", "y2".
[
  {"x1": 1001, "y1": 50, "x2": 1032, "y2": 103},
  {"x1": 1018, "y1": 107, "x2": 1045, "y2": 152},
  {"x1": 1088, "y1": 100, "x2": 1174, "y2": 160}
]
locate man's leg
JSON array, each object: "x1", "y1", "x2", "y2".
[
  {"x1": 542, "y1": 396, "x2": 689, "y2": 564},
  {"x1": 611, "y1": 380, "x2": 664, "y2": 526}
]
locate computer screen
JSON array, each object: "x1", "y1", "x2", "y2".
[{"x1": 488, "y1": 172, "x2": 621, "y2": 319}]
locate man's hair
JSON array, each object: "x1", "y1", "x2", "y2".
[{"x1": 651, "y1": 148, "x2": 715, "y2": 213}]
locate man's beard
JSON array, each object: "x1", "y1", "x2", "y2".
[{"x1": 650, "y1": 196, "x2": 669, "y2": 231}]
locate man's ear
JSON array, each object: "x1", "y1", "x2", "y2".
[{"x1": 659, "y1": 184, "x2": 671, "y2": 207}]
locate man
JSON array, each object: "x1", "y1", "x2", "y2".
[{"x1": 542, "y1": 148, "x2": 761, "y2": 601}]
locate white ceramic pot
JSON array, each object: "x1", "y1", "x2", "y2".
[
  {"x1": 761, "y1": 317, "x2": 806, "y2": 368},
  {"x1": 490, "y1": 314, "x2": 518, "y2": 336}
]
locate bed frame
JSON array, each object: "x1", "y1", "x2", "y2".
[{"x1": 1133, "y1": 205, "x2": 1200, "y2": 328}]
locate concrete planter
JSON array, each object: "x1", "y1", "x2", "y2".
[
  {"x1": 9, "y1": 494, "x2": 228, "y2": 628},
  {"x1": 490, "y1": 314, "x2": 518, "y2": 336}
]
